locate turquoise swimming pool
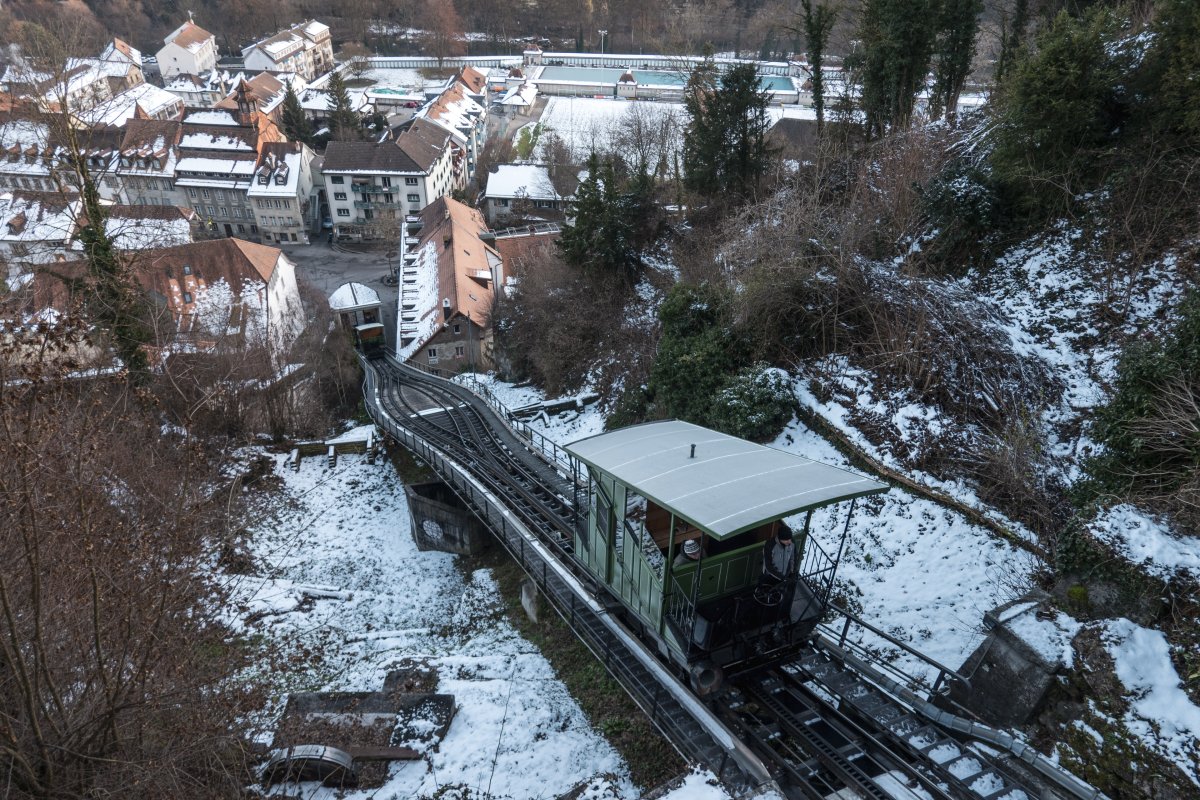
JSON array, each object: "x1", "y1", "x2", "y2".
[{"x1": 536, "y1": 65, "x2": 795, "y2": 92}]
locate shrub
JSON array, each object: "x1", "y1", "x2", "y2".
[
  {"x1": 1082, "y1": 291, "x2": 1200, "y2": 523},
  {"x1": 707, "y1": 364, "x2": 795, "y2": 441}
]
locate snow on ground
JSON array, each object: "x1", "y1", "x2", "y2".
[
  {"x1": 533, "y1": 97, "x2": 685, "y2": 162},
  {"x1": 1086, "y1": 503, "x2": 1200, "y2": 583},
  {"x1": 770, "y1": 418, "x2": 1037, "y2": 682},
  {"x1": 1101, "y1": 619, "x2": 1200, "y2": 786},
  {"x1": 977, "y1": 226, "x2": 1188, "y2": 480},
  {"x1": 235, "y1": 451, "x2": 633, "y2": 798},
  {"x1": 793, "y1": 364, "x2": 1042, "y2": 549}
]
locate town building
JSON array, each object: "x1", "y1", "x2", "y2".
[
  {"x1": 0, "y1": 190, "x2": 81, "y2": 273},
  {"x1": 75, "y1": 83, "x2": 183, "y2": 128},
  {"x1": 163, "y1": 70, "x2": 237, "y2": 108},
  {"x1": 321, "y1": 118, "x2": 455, "y2": 242},
  {"x1": 415, "y1": 79, "x2": 486, "y2": 184},
  {"x1": 24, "y1": 238, "x2": 305, "y2": 357},
  {"x1": 247, "y1": 141, "x2": 315, "y2": 245},
  {"x1": 397, "y1": 197, "x2": 500, "y2": 372},
  {"x1": 156, "y1": 20, "x2": 219, "y2": 80},
  {"x1": 241, "y1": 21, "x2": 333, "y2": 82},
  {"x1": 106, "y1": 118, "x2": 185, "y2": 207},
  {"x1": 173, "y1": 86, "x2": 285, "y2": 238},
  {"x1": 482, "y1": 164, "x2": 573, "y2": 226}
]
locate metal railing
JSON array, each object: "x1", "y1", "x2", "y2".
[{"x1": 817, "y1": 604, "x2": 970, "y2": 698}]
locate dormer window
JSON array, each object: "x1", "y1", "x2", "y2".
[{"x1": 182, "y1": 265, "x2": 192, "y2": 275}]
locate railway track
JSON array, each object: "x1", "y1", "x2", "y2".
[{"x1": 362, "y1": 354, "x2": 1105, "y2": 800}]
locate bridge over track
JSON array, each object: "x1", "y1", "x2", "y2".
[{"x1": 361, "y1": 353, "x2": 1107, "y2": 800}]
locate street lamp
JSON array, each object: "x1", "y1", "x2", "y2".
[{"x1": 598, "y1": 30, "x2": 607, "y2": 55}]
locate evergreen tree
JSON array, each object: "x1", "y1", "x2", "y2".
[
  {"x1": 558, "y1": 153, "x2": 638, "y2": 284},
  {"x1": 280, "y1": 82, "x2": 312, "y2": 145},
  {"x1": 796, "y1": 0, "x2": 837, "y2": 135},
  {"x1": 683, "y1": 61, "x2": 771, "y2": 200},
  {"x1": 930, "y1": 0, "x2": 983, "y2": 123},
  {"x1": 995, "y1": 0, "x2": 1030, "y2": 81},
  {"x1": 327, "y1": 71, "x2": 360, "y2": 141},
  {"x1": 857, "y1": 0, "x2": 939, "y2": 138}
]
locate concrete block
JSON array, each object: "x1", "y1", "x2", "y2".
[{"x1": 520, "y1": 578, "x2": 540, "y2": 624}]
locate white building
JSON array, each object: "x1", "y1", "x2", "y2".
[
  {"x1": 321, "y1": 118, "x2": 456, "y2": 241},
  {"x1": 482, "y1": 164, "x2": 571, "y2": 225},
  {"x1": 247, "y1": 142, "x2": 315, "y2": 245},
  {"x1": 241, "y1": 21, "x2": 333, "y2": 82},
  {"x1": 156, "y1": 20, "x2": 219, "y2": 80}
]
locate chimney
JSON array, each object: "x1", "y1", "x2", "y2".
[{"x1": 690, "y1": 444, "x2": 696, "y2": 459}]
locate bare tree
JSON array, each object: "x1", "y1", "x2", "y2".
[
  {"x1": 0, "y1": 317, "x2": 267, "y2": 799},
  {"x1": 424, "y1": 0, "x2": 466, "y2": 69}
]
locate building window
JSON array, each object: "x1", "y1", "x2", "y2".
[
  {"x1": 334, "y1": 192, "x2": 346, "y2": 200},
  {"x1": 381, "y1": 177, "x2": 392, "y2": 187},
  {"x1": 405, "y1": 177, "x2": 418, "y2": 185},
  {"x1": 182, "y1": 292, "x2": 193, "y2": 303},
  {"x1": 250, "y1": 225, "x2": 258, "y2": 233},
  {"x1": 206, "y1": 205, "x2": 215, "y2": 216},
  {"x1": 427, "y1": 347, "x2": 438, "y2": 360},
  {"x1": 452, "y1": 324, "x2": 460, "y2": 334},
  {"x1": 237, "y1": 224, "x2": 245, "y2": 233},
  {"x1": 330, "y1": 176, "x2": 344, "y2": 184},
  {"x1": 234, "y1": 208, "x2": 243, "y2": 218},
  {"x1": 188, "y1": 188, "x2": 197, "y2": 198},
  {"x1": 219, "y1": 207, "x2": 228, "y2": 217},
  {"x1": 337, "y1": 208, "x2": 349, "y2": 216},
  {"x1": 202, "y1": 189, "x2": 210, "y2": 198},
  {"x1": 455, "y1": 345, "x2": 465, "y2": 357},
  {"x1": 407, "y1": 194, "x2": 419, "y2": 202}
]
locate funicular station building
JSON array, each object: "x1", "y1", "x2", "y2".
[{"x1": 564, "y1": 420, "x2": 887, "y2": 691}]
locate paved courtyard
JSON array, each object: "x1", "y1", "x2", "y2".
[{"x1": 282, "y1": 240, "x2": 400, "y2": 343}]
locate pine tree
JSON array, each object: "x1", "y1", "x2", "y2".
[
  {"x1": 930, "y1": 0, "x2": 982, "y2": 123},
  {"x1": 683, "y1": 61, "x2": 771, "y2": 201},
  {"x1": 858, "y1": 0, "x2": 939, "y2": 138},
  {"x1": 281, "y1": 82, "x2": 312, "y2": 145},
  {"x1": 327, "y1": 71, "x2": 360, "y2": 141},
  {"x1": 795, "y1": 0, "x2": 837, "y2": 135},
  {"x1": 558, "y1": 153, "x2": 638, "y2": 284}
]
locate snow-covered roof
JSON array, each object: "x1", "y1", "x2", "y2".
[
  {"x1": 104, "y1": 208, "x2": 194, "y2": 250},
  {"x1": 76, "y1": 83, "x2": 182, "y2": 127},
  {"x1": 485, "y1": 164, "x2": 558, "y2": 201},
  {"x1": 180, "y1": 131, "x2": 254, "y2": 151},
  {"x1": 183, "y1": 109, "x2": 239, "y2": 126},
  {"x1": 176, "y1": 156, "x2": 257, "y2": 176},
  {"x1": 0, "y1": 119, "x2": 49, "y2": 151},
  {"x1": 329, "y1": 281, "x2": 381, "y2": 311},
  {"x1": 499, "y1": 82, "x2": 537, "y2": 107},
  {"x1": 0, "y1": 192, "x2": 81, "y2": 262},
  {"x1": 565, "y1": 420, "x2": 888, "y2": 539},
  {"x1": 163, "y1": 21, "x2": 215, "y2": 53},
  {"x1": 248, "y1": 149, "x2": 304, "y2": 198}
]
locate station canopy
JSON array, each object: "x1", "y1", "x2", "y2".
[{"x1": 564, "y1": 420, "x2": 888, "y2": 540}]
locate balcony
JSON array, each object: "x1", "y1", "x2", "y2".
[
  {"x1": 351, "y1": 184, "x2": 397, "y2": 194},
  {"x1": 353, "y1": 199, "x2": 399, "y2": 210}
]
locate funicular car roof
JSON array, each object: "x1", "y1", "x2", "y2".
[{"x1": 564, "y1": 420, "x2": 888, "y2": 539}]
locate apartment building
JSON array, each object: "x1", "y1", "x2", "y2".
[{"x1": 241, "y1": 21, "x2": 333, "y2": 82}]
